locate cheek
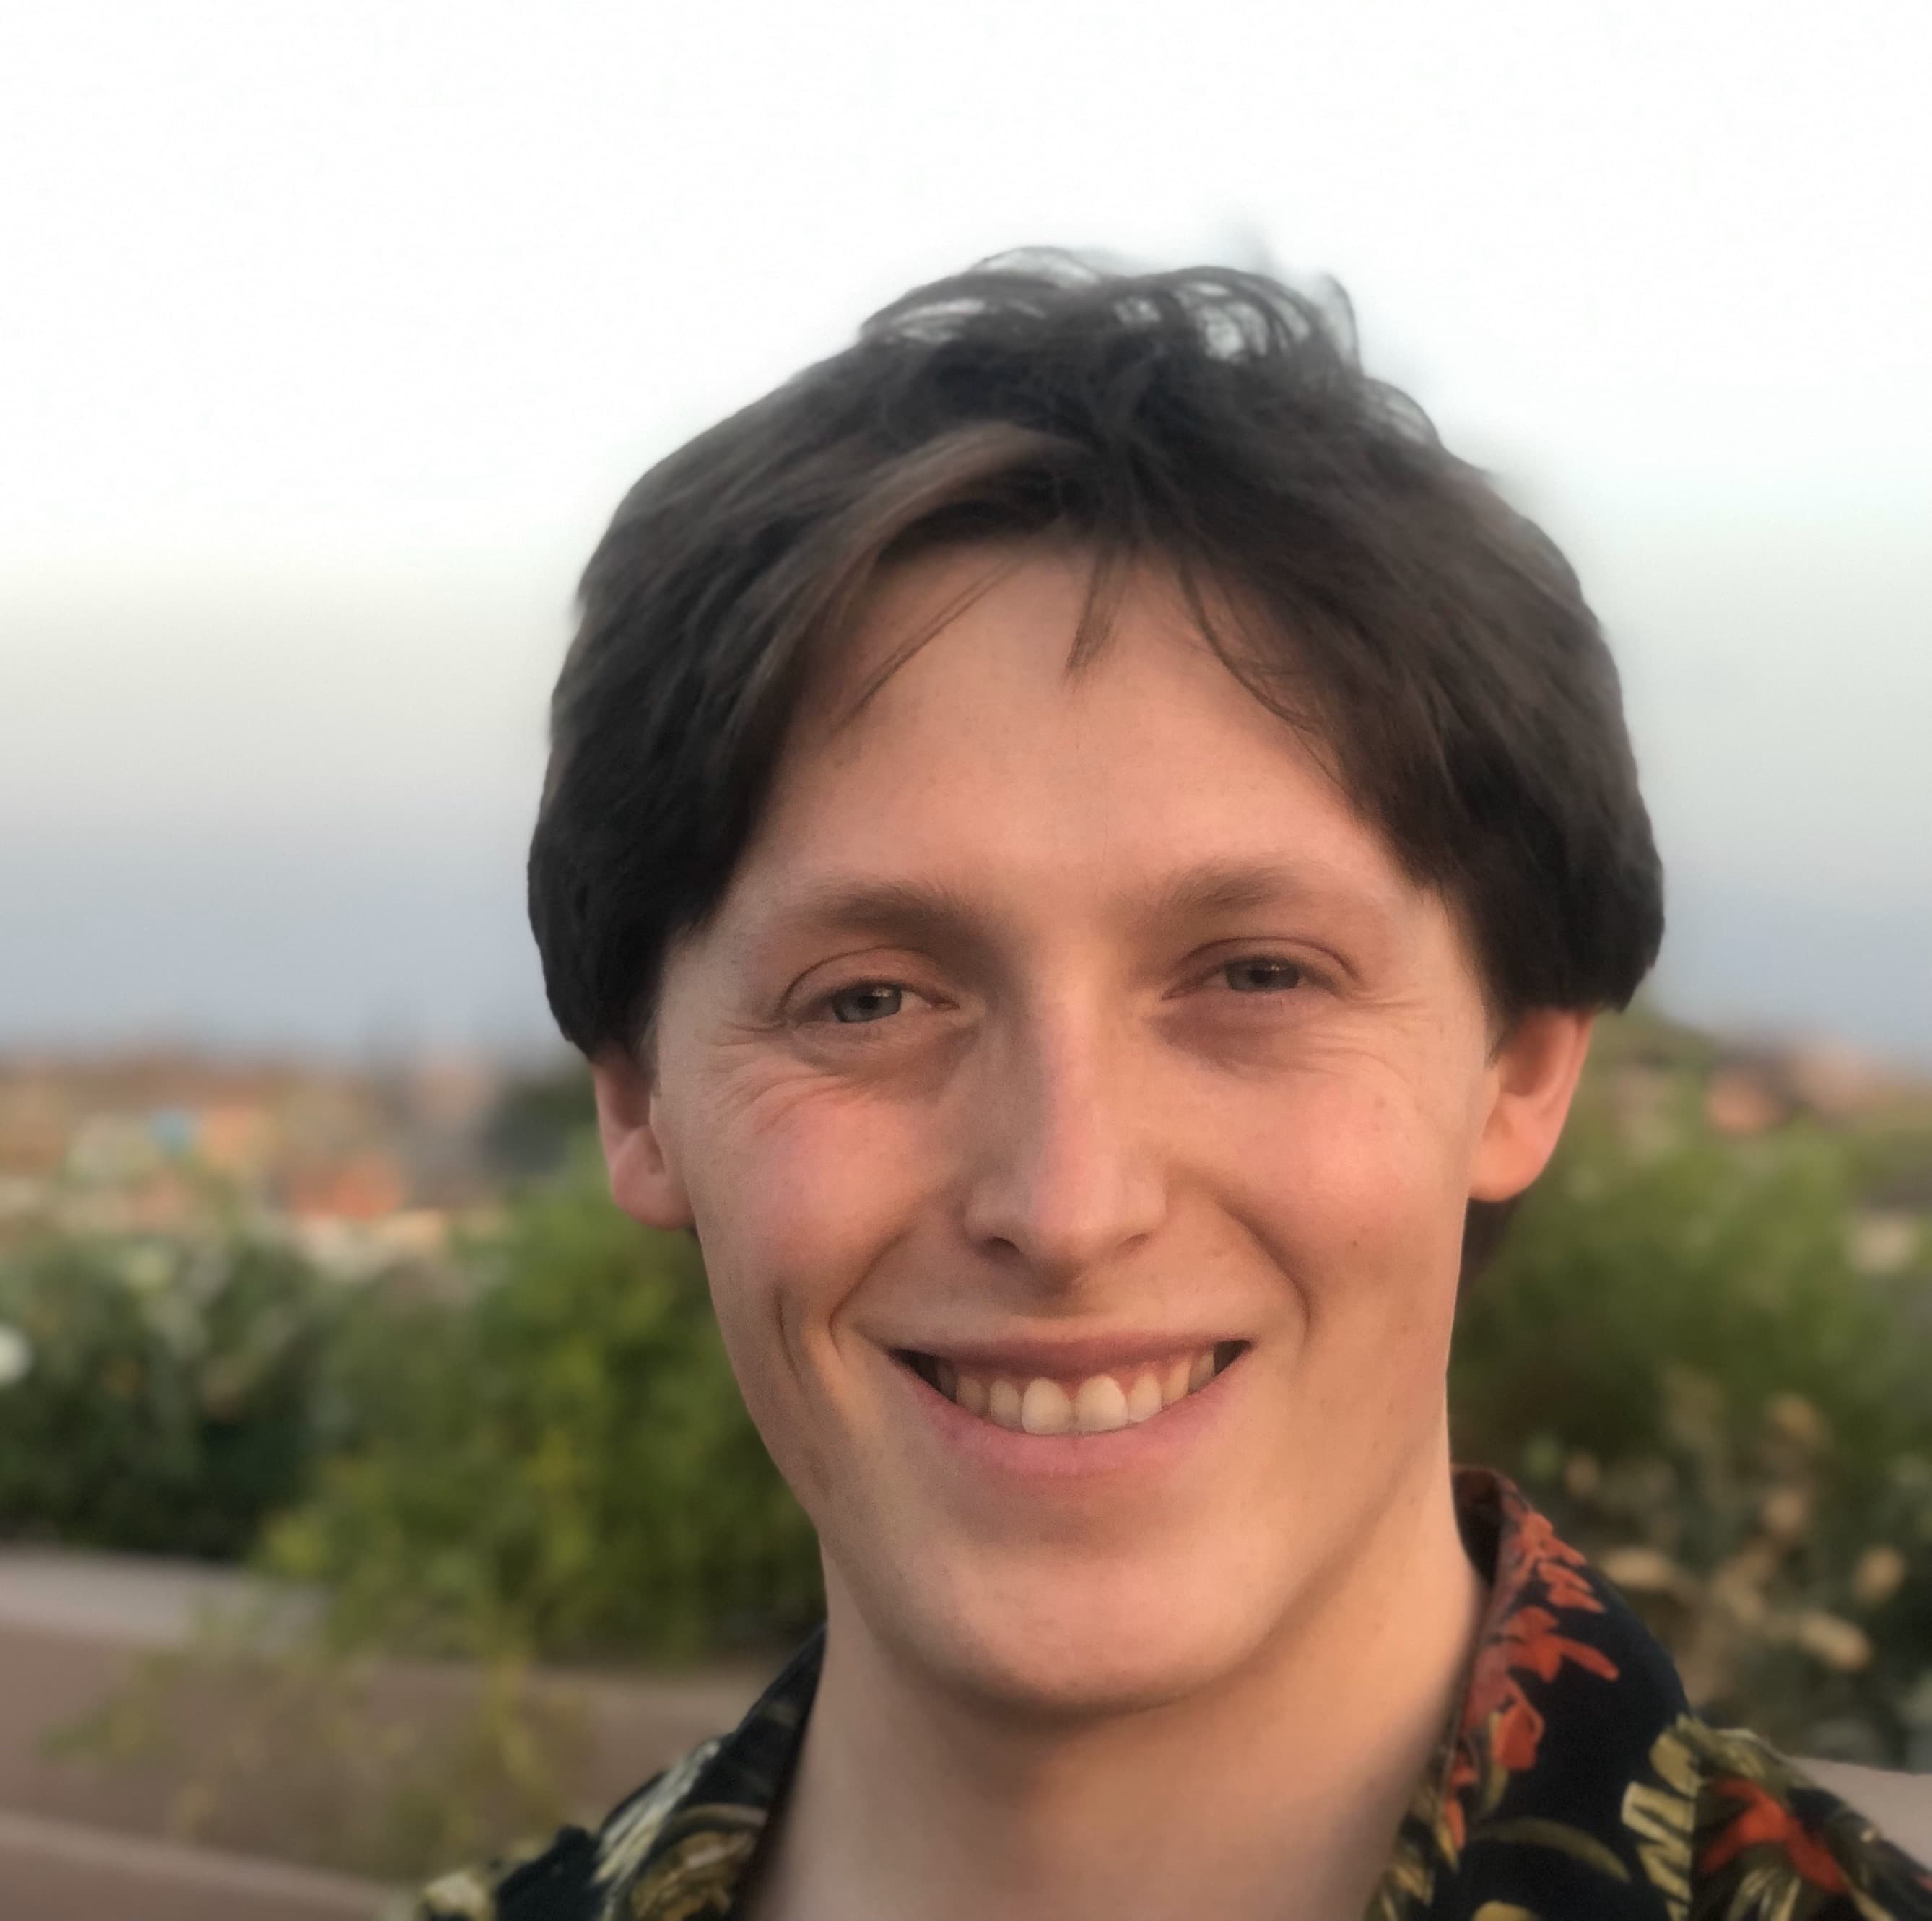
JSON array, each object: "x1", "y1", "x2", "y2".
[
  {"x1": 1198, "y1": 1069, "x2": 1474, "y2": 1493},
  {"x1": 1218, "y1": 1057, "x2": 1481, "y2": 1323},
  {"x1": 689, "y1": 1073, "x2": 934, "y2": 1272},
  {"x1": 676, "y1": 1079, "x2": 934, "y2": 1426}
]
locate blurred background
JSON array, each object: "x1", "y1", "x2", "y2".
[{"x1": 1, "y1": 2, "x2": 1928, "y2": 1915}]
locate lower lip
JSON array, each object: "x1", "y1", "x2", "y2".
[{"x1": 892, "y1": 1354, "x2": 1244, "y2": 1484}]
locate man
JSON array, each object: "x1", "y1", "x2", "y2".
[{"x1": 422, "y1": 256, "x2": 1932, "y2": 1920}]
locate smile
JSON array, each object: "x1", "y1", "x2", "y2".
[{"x1": 899, "y1": 1342, "x2": 1247, "y2": 1435}]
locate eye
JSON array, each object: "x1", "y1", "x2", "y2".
[
  {"x1": 823, "y1": 982, "x2": 906, "y2": 1024},
  {"x1": 1221, "y1": 956, "x2": 1304, "y2": 994}
]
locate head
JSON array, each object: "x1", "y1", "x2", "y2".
[{"x1": 533, "y1": 256, "x2": 1663, "y2": 1714}]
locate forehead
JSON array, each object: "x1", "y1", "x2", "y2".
[
  {"x1": 720, "y1": 544, "x2": 1426, "y2": 944},
  {"x1": 789, "y1": 544, "x2": 1320, "y2": 794}
]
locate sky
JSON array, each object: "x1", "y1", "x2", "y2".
[{"x1": 1, "y1": 0, "x2": 1928, "y2": 1063}]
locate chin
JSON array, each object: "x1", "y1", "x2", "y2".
[{"x1": 874, "y1": 1551, "x2": 1287, "y2": 1721}]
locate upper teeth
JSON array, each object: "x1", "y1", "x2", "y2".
[{"x1": 926, "y1": 1346, "x2": 1229, "y2": 1434}]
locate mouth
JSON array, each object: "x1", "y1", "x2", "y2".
[{"x1": 896, "y1": 1341, "x2": 1248, "y2": 1436}]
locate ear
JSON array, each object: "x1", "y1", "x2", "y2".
[
  {"x1": 1468, "y1": 1008, "x2": 1596, "y2": 1203},
  {"x1": 589, "y1": 1045, "x2": 695, "y2": 1231}
]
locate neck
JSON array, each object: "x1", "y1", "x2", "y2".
[{"x1": 744, "y1": 1439, "x2": 1485, "y2": 1921}]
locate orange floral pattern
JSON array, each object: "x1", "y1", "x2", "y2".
[
  {"x1": 1702, "y1": 1777, "x2": 1849, "y2": 1891},
  {"x1": 1440, "y1": 1490, "x2": 1623, "y2": 1850}
]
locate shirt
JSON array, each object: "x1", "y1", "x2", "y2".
[{"x1": 415, "y1": 1469, "x2": 1932, "y2": 1921}]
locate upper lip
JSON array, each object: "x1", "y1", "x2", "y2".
[{"x1": 889, "y1": 1332, "x2": 1246, "y2": 1377}]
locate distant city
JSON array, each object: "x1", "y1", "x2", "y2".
[{"x1": 0, "y1": 1047, "x2": 590, "y2": 1276}]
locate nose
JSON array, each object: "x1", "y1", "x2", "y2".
[{"x1": 959, "y1": 1003, "x2": 1167, "y2": 1286}]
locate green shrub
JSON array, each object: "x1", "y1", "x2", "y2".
[
  {"x1": 1452, "y1": 1076, "x2": 1932, "y2": 1761},
  {"x1": 266, "y1": 1147, "x2": 822, "y2": 1663},
  {"x1": 0, "y1": 1232, "x2": 331, "y2": 1558}
]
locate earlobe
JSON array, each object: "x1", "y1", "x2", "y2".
[
  {"x1": 1468, "y1": 1009, "x2": 1596, "y2": 1203},
  {"x1": 589, "y1": 1047, "x2": 695, "y2": 1231}
]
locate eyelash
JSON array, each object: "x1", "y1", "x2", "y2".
[{"x1": 799, "y1": 954, "x2": 1313, "y2": 1030}]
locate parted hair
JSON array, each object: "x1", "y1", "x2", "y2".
[{"x1": 529, "y1": 251, "x2": 1663, "y2": 1071}]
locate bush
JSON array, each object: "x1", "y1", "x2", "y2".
[
  {"x1": 0, "y1": 1232, "x2": 332, "y2": 1559},
  {"x1": 266, "y1": 1146, "x2": 822, "y2": 1663},
  {"x1": 1452, "y1": 1074, "x2": 1932, "y2": 1762}
]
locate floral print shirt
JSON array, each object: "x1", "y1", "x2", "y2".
[{"x1": 417, "y1": 1470, "x2": 1932, "y2": 1921}]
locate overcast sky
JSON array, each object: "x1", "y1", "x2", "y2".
[{"x1": 2, "y1": 0, "x2": 1928, "y2": 1061}]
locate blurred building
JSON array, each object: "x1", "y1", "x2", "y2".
[{"x1": 0, "y1": 1050, "x2": 521, "y2": 1273}]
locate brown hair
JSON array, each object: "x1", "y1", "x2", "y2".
[{"x1": 529, "y1": 253, "x2": 1663, "y2": 1075}]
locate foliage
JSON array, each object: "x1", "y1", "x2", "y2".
[
  {"x1": 50, "y1": 1614, "x2": 586, "y2": 1884},
  {"x1": 265, "y1": 1146, "x2": 822, "y2": 1663},
  {"x1": 1451, "y1": 1072, "x2": 1932, "y2": 1764},
  {"x1": 0, "y1": 1229, "x2": 333, "y2": 1558},
  {"x1": 479, "y1": 1060, "x2": 599, "y2": 1183}
]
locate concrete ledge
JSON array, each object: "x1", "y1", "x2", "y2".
[
  {"x1": 0, "y1": 1545, "x2": 765, "y2": 1886},
  {"x1": 0, "y1": 1806, "x2": 391, "y2": 1921},
  {"x1": 0, "y1": 1544, "x2": 316, "y2": 1648}
]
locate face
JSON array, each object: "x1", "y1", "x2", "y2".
[{"x1": 598, "y1": 546, "x2": 1588, "y2": 1715}]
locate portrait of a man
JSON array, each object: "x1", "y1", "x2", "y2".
[
  {"x1": 417, "y1": 256, "x2": 1932, "y2": 1921},
  {"x1": 6, "y1": 11, "x2": 1931, "y2": 1918}
]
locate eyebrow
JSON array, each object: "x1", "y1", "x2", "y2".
[
  {"x1": 729, "y1": 876, "x2": 993, "y2": 968},
  {"x1": 740, "y1": 858, "x2": 1395, "y2": 959}
]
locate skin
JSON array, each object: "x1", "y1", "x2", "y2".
[{"x1": 594, "y1": 544, "x2": 1594, "y2": 1921}]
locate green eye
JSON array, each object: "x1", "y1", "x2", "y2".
[
  {"x1": 1224, "y1": 958, "x2": 1302, "y2": 993},
  {"x1": 828, "y1": 983, "x2": 904, "y2": 1024}
]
